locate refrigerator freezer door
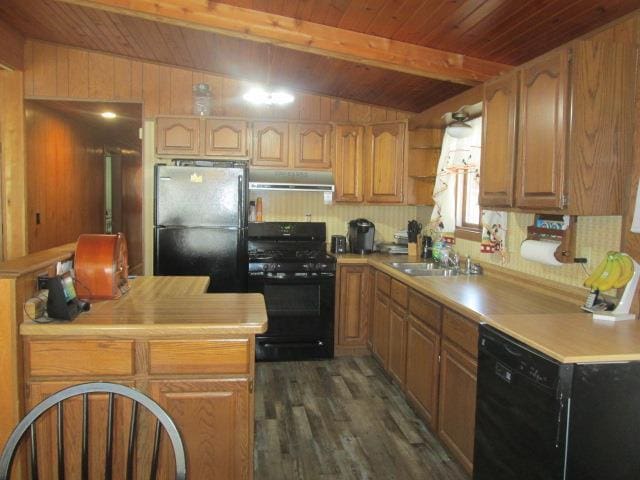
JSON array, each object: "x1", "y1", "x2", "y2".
[
  {"x1": 155, "y1": 165, "x2": 246, "y2": 227},
  {"x1": 154, "y1": 226, "x2": 247, "y2": 292}
]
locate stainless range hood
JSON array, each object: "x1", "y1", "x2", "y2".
[{"x1": 249, "y1": 169, "x2": 335, "y2": 192}]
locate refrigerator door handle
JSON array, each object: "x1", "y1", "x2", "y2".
[{"x1": 238, "y1": 174, "x2": 245, "y2": 228}]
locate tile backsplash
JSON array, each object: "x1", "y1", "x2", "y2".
[
  {"x1": 453, "y1": 212, "x2": 622, "y2": 289},
  {"x1": 249, "y1": 191, "x2": 426, "y2": 243}
]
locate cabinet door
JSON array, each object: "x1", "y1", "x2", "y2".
[
  {"x1": 337, "y1": 265, "x2": 369, "y2": 347},
  {"x1": 156, "y1": 117, "x2": 201, "y2": 155},
  {"x1": 334, "y1": 124, "x2": 364, "y2": 202},
  {"x1": 516, "y1": 49, "x2": 570, "y2": 210},
  {"x1": 438, "y1": 340, "x2": 477, "y2": 475},
  {"x1": 365, "y1": 122, "x2": 406, "y2": 203},
  {"x1": 372, "y1": 292, "x2": 390, "y2": 368},
  {"x1": 251, "y1": 121, "x2": 289, "y2": 168},
  {"x1": 291, "y1": 123, "x2": 331, "y2": 169},
  {"x1": 480, "y1": 71, "x2": 518, "y2": 208},
  {"x1": 388, "y1": 304, "x2": 407, "y2": 386},
  {"x1": 406, "y1": 318, "x2": 440, "y2": 429},
  {"x1": 27, "y1": 381, "x2": 134, "y2": 480},
  {"x1": 204, "y1": 119, "x2": 249, "y2": 158},
  {"x1": 150, "y1": 378, "x2": 251, "y2": 480}
]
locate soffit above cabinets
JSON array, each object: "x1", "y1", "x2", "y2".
[{"x1": 1, "y1": 0, "x2": 638, "y2": 112}]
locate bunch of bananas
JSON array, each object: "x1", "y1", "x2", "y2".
[{"x1": 584, "y1": 252, "x2": 635, "y2": 292}]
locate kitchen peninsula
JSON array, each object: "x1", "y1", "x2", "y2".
[{"x1": 0, "y1": 245, "x2": 267, "y2": 479}]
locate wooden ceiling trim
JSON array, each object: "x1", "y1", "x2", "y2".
[
  {"x1": 0, "y1": 18, "x2": 24, "y2": 70},
  {"x1": 58, "y1": 0, "x2": 511, "y2": 85}
]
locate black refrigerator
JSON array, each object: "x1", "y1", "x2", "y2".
[{"x1": 154, "y1": 162, "x2": 248, "y2": 293}]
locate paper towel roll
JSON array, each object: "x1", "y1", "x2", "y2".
[{"x1": 520, "y1": 240, "x2": 563, "y2": 266}]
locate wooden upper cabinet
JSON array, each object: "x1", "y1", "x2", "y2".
[
  {"x1": 156, "y1": 117, "x2": 201, "y2": 155},
  {"x1": 515, "y1": 49, "x2": 570, "y2": 210},
  {"x1": 365, "y1": 122, "x2": 406, "y2": 203},
  {"x1": 334, "y1": 124, "x2": 364, "y2": 202},
  {"x1": 204, "y1": 119, "x2": 249, "y2": 158},
  {"x1": 291, "y1": 123, "x2": 331, "y2": 170},
  {"x1": 251, "y1": 121, "x2": 289, "y2": 168},
  {"x1": 480, "y1": 71, "x2": 519, "y2": 208}
]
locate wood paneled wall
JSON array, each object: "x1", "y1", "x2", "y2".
[
  {"x1": 0, "y1": 18, "x2": 23, "y2": 70},
  {"x1": 0, "y1": 70, "x2": 26, "y2": 260},
  {"x1": 118, "y1": 149, "x2": 143, "y2": 273},
  {"x1": 0, "y1": 39, "x2": 412, "y2": 261},
  {"x1": 25, "y1": 102, "x2": 106, "y2": 253},
  {"x1": 23, "y1": 40, "x2": 411, "y2": 123}
]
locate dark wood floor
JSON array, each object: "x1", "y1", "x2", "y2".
[{"x1": 254, "y1": 356, "x2": 470, "y2": 480}]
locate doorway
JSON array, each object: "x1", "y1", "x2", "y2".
[{"x1": 24, "y1": 100, "x2": 143, "y2": 272}]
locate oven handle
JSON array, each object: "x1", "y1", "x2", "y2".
[
  {"x1": 261, "y1": 340, "x2": 326, "y2": 348},
  {"x1": 249, "y1": 275, "x2": 335, "y2": 284}
]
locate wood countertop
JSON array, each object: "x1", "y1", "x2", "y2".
[
  {"x1": 0, "y1": 243, "x2": 75, "y2": 278},
  {"x1": 20, "y1": 276, "x2": 268, "y2": 337},
  {"x1": 334, "y1": 253, "x2": 640, "y2": 363}
]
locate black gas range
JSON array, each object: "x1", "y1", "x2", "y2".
[{"x1": 248, "y1": 222, "x2": 335, "y2": 361}]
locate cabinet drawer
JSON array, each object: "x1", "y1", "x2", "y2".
[
  {"x1": 149, "y1": 339, "x2": 249, "y2": 375},
  {"x1": 390, "y1": 279, "x2": 408, "y2": 308},
  {"x1": 442, "y1": 309, "x2": 479, "y2": 357},
  {"x1": 29, "y1": 340, "x2": 134, "y2": 377},
  {"x1": 409, "y1": 290, "x2": 442, "y2": 332},
  {"x1": 376, "y1": 271, "x2": 391, "y2": 296}
]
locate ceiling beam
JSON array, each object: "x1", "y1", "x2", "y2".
[
  {"x1": 58, "y1": 0, "x2": 510, "y2": 86},
  {"x1": 0, "y1": 18, "x2": 24, "y2": 70}
]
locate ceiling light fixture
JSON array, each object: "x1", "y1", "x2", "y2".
[
  {"x1": 243, "y1": 87, "x2": 294, "y2": 106},
  {"x1": 446, "y1": 111, "x2": 472, "y2": 139},
  {"x1": 101, "y1": 111, "x2": 117, "y2": 119}
]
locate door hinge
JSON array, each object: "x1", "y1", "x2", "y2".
[
  {"x1": 249, "y1": 379, "x2": 254, "y2": 393},
  {"x1": 562, "y1": 194, "x2": 569, "y2": 208}
]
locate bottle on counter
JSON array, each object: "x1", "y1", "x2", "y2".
[
  {"x1": 248, "y1": 201, "x2": 256, "y2": 222},
  {"x1": 255, "y1": 197, "x2": 263, "y2": 222}
]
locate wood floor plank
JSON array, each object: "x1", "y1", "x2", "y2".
[{"x1": 255, "y1": 356, "x2": 469, "y2": 480}]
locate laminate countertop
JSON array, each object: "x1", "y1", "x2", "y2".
[
  {"x1": 334, "y1": 253, "x2": 640, "y2": 363},
  {"x1": 20, "y1": 276, "x2": 268, "y2": 337}
]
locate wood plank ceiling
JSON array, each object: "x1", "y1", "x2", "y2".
[{"x1": 1, "y1": 0, "x2": 638, "y2": 112}]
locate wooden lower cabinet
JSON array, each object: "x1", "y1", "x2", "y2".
[
  {"x1": 150, "y1": 378, "x2": 250, "y2": 480},
  {"x1": 336, "y1": 265, "x2": 370, "y2": 351},
  {"x1": 27, "y1": 380, "x2": 134, "y2": 480},
  {"x1": 23, "y1": 337, "x2": 255, "y2": 480},
  {"x1": 438, "y1": 340, "x2": 478, "y2": 474},
  {"x1": 371, "y1": 291, "x2": 390, "y2": 367},
  {"x1": 388, "y1": 304, "x2": 407, "y2": 386},
  {"x1": 405, "y1": 318, "x2": 440, "y2": 429}
]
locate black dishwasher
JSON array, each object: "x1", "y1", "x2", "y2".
[{"x1": 474, "y1": 324, "x2": 640, "y2": 480}]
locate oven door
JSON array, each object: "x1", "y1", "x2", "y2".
[{"x1": 249, "y1": 273, "x2": 335, "y2": 361}]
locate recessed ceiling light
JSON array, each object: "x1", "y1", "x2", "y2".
[
  {"x1": 243, "y1": 87, "x2": 294, "y2": 106},
  {"x1": 101, "y1": 111, "x2": 117, "y2": 119}
]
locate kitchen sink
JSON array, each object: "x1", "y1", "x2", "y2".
[{"x1": 387, "y1": 262, "x2": 460, "y2": 277}]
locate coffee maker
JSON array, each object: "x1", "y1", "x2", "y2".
[{"x1": 347, "y1": 219, "x2": 375, "y2": 254}]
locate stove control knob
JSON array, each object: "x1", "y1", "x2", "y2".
[
  {"x1": 316, "y1": 263, "x2": 328, "y2": 271},
  {"x1": 262, "y1": 264, "x2": 269, "y2": 272}
]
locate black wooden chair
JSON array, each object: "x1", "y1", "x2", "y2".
[{"x1": 0, "y1": 382, "x2": 186, "y2": 480}]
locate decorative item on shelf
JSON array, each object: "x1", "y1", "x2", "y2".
[
  {"x1": 520, "y1": 214, "x2": 584, "y2": 265},
  {"x1": 192, "y1": 83, "x2": 212, "y2": 116}
]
